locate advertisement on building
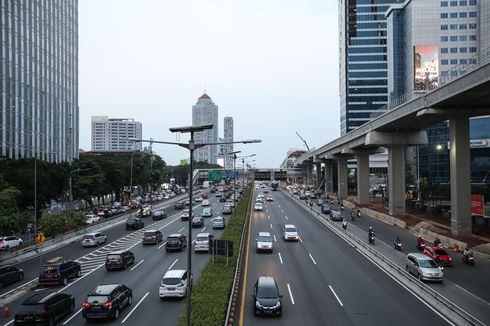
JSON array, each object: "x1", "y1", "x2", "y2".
[
  {"x1": 414, "y1": 45, "x2": 439, "y2": 91},
  {"x1": 471, "y1": 194, "x2": 485, "y2": 215}
]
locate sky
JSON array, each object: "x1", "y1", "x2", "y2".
[{"x1": 79, "y1": 0, "x2": 340, "y2": 168}]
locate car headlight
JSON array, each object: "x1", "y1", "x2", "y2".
[
  {"x1": 272, "y1": 301, "x2": 281, "y2": 309},
  {"x1": 255, "y1": 301, "x2": 262, "y2": 308}
]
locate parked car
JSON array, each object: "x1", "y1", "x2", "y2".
[
  {"x1": 283, "y1": 224, "x2": 299, "y2": 241},
  {"x1": 321, "y1": 204, "x2": 331, "y2": 214},
  {"x1": 125, "y1": 218, "x2": 144, "y2": 230},
  {"x1": 105, "y1": 250, "x2": 135, "y2": 270},
  {"x1": 212, "y1": 216, "x2": 225, "y2": 229},
  {"x1": 0, "y1": 236, "x2": 23, "y2": 250},
  {"x1": 254, "y1": 203, "x2": 264, "y2": 211},
  {"x1": 191, "y1": 216, "x2": 204, "y2": 228},
  {"x1": 159, "y1": 270, "x2": 188, "y2": 299},
  {"x1": 142, "y1": 230, "x2": 163, "y2": 245},
  {"x1": 174, "y1": 201, "x2": 184, "y2": 210},
  {"x1": 82, "y1": 284, "x2": 132, "y2": 320},
  {"x1": 82, "y1": 232, "x2": 107, "y2": 247},
  {"x1": 222, "y1": 206, "x2": 233, "y2": 215},
  {"x1": 39, "y1": 257, "x2": 81, "y2": 286},
  {"x1": 152, "y1": 209, "x2": 167, "y2": 220},
  {"x1": 253, "y1": 276, "x2": 282, "y2": 316},
  {"x1": 406, "y1": 253, "x2": 444, "y2": 282},
  {"x1": 14, "y1": 292, "x2": 75, "y2": 325},
  {"x1": 165, "y1": 233, "x2": 187, "y2": 252},
  {"x1": 423, "y1": 246, "x2": 453, "y2": 267},
  {"x1": 194, "y1": 233, "x2": 214, "y2": 253},
  {"x1": 256, "y1": 232, "x2": 273, "y2": 253},
  {"x1": 0, "y1": 266, "x2": 24, "y2": 289},
  {"x1": 85, "y1": 214, "x2": 100, "y2": 225},
  {"x1": 330, "y1": 210, "x2": 343, "y2": 221},
  {"x1": 202, "y1": 207, "x2": 213, "y2": 218}
]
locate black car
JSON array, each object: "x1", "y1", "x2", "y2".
[
  {"x1": 142, "y1": 230, "x2": 163, "y2": 245},
  {"x1": 125, "y1": 218, "x2": 144, "y2": 230},
  {"x1": 253, "y1": 276, "x2": 282, "y2": 316},
  {"x1": 191, "y1": 216, "x2": 204, "y2": 228},
  {"x1": 321, "y1": 204, "x2": 331, "y2": 214},
  {"x1": 219, "y1": 197, "x2": 227, "y2": 202},
  {"x1": 38, "y1": 257, "x2": 81, "y2": 286},
  {"x1": 174, "y1": 201, "x2": 184, "y2": 210},
  {"x1": 82, "y1": 284, "x2": 132, "y2": 320},
  {"x1": 105, "y1": 251, "x2": 135, "y2": 270},
  {"x1": 165, "y1": 233, "x2": 187, "y2": 252},
  {"x1": 0, "y1": 265, "x2": 24, "y2": 289},
  {"x1": 14, "y1": 292, "x2": 75, "y2": 325},
  {"x1": 152, "y1": 209, "x2": 167, "y2": 220}
]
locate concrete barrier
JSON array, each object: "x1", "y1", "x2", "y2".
[{"x1": 361, "y1": 207, "x2": 407, "y2": 229}]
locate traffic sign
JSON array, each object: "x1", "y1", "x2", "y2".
[
  {"x1": 36, "y1": 232, "x2": 46, "y2": 244},
  {"x1": 208, "y1": 171, "x2": 222, "y2": 182}
]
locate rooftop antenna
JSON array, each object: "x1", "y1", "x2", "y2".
[{"x1": 296, "y1": 131, "x2": 310, "y2": 152}]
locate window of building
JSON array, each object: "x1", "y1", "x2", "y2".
[
  {"x1": 460, "y1": 35, "x2": 467, "y2": 41},
  {"x1": 469, "y1": 11, "x2": 477, "y2": 17},
  {"x1": 469, "y1": 0, "x2": 476, "y2": 5},
  {"x1": 441, "y1": 48, "x2": 449, "y2": 53},
  {"x1": 459, "y1": 12, "x2": 467, "y2": 18},
  {"x1": 469, "y1": 47, "x2": 477, "y2": 52},
  {"x1": 459, "y1": 24, "x2": 467, "y2": 29},
  {"x1": 441, "y1": 13, "x2": 448, "y2": 18},
  {"x1": 441, "y1": 59, "x2": 449, "y2": 65},
  {"x1": 469, "y1": 23, "x2": 477, "y2": 29},
  {"x1": 441, "y1": 1, "x2": 448, "y2": 6},
  {"x1": 450, "y1": 59, "x2": 458, "y2": 64},
  {"x1": 469, "y1": 35, "x2": 477, "y2": 41},
  {"x1": 450, "y1": 47, "x2": 458, "y2": 53},
  {"x1": 441, "y1": 36, "x2": 448, "y2": 42},
  {"x1": 460, "y1": 59, "x2": 467, "y2": 64},
  {"x1": 441, "y1": 24, "x2": 449, "y2": 30},
  {"x1": 450, "y1": 35, "x2": 458, "y2": 41},
  {"x1": 450, "y1": 24, "x2": 458, "y2": 30},
  {"x1": 460, "y1": 47, "x2": 467, "y2": 53},
  {"x1": 450, "y1": 0, "x2": 458, "y2": 5},
  {"x1": 459, "y1": 0, "x2": 467, "y2": 4},
  {"x1": 469, "y1": 58, "x2": 477, "y2": 64},
  {"x1": 450, "y1": 12, "x2": 458, "y2": 18}
]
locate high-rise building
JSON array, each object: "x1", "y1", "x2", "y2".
[
  {"x1": 192, "y1": 93, "x2": 219, "y2": 164},
  {"x1": 91, "y1": 116, "x2": 142, "y2": 151},
  {"x1": 339, "y1": 0, "x2": 403, "y2": 135},
  {"x1": 224, "y1": 116, "x2": 234, "y2": 169},
  {"x1": 0, "y1": 1, "x2": 79, "y2": 162}
]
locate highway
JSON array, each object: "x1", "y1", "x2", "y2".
[
  {"x1": 0, "y1": 191, "x2": 234, "y2": 326},
  {"x1": 238, "y1": 188, "x2": 449, "y2": 325}
]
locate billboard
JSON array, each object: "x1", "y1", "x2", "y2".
[
  {"x1": 414, "y1": 45, "x2": 439, "y2": 91},
  {"x1": 471, "y1": 195, "x2": 485, "y2": 215}
]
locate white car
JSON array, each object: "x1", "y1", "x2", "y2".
[
  {"x1": 159, "y1": 269, "x2": 188, "y2": 298},
  {"x1": 254, "y1": 202, "x2": 264, "y2": 211},
  {"x1": 0, "y1": 236, "x2": 23, "y2": 250},
  {"x1": 202, "y1": 199, "x2": 210, "y2": 206},
  {"x1": 85, "y1": 214, "x2": 100, "y2": 224},
  {"x1": 283, "y1": 224, "x2": 299, "y2": 241},
  {"x1": 82, "y1": 232, "x2": 107, "y2": 247},
  {"x1": 256, "y1": 232, "x2": 273, "y2": 253}
]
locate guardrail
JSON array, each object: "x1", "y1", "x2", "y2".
[{"x1": 286, "y1": 190, "x2": 485, "y2": 326}]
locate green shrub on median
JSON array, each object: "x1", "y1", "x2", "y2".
[{"x1": 178, "y1": 187, "x2": 251, "y2": 326}]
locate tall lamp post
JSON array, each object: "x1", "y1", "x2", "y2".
[
  {"x1": 228, "y1": 151, "x2": 241, "y2": 203},
  {"x1": 124, "y1": 126, "x2": 260, "y2": 326}
]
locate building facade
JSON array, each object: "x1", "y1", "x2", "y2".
[
  {"x1": 0, "y1": 0, "x2": 79, "y2": 162},
  {"x1": 223, "y1": 116, "x2": 234, "y2": 169},
  {"x1": 192, "y1": 93, "x2": 218, "y2": 164},
  {"x1": 91, "y1": 116, "x2": 142, "y2": 151}
]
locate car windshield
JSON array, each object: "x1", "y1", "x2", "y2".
[
  {"x1": 18, "y1": 304, "x2": 44, "y2": 314},
  {"x1": 107, "y1": 255, "x2": 122, "y2": 260},
  {"x1": 285, "y1": 227, "x2": 296, "y2": 233},
  {"x1": 144, "y1": 232, "x2": 156, "y2": 237},
  {"x1": 167, "y1": 237, "x2": 179, "y2": 241},
  {"x1": 42, "y1": 265, "x2": 60, "y2": 273},
  {"x1": 84, "y1": 235, "x2": 95, "y2": 240},
  {"x1": 127, "y1": 219, "x2": 135, "y2": 223},
  {"x1": 162, "y1": 277, "x2": 182, "y2": 285},
  {"x1": 257, "y1": 285, "x2": 278, "y2": 299},
  {"x1": 258, "y1": 236, "x2": 272, "y2": 242},
  {"x1": 435, "y1": 249, "x2": 448, "y2": 256},
  {"x1": 419, "y1": 259, "x2": 438, "y2": 268},
  {"x1": 196, "y1": 236, "x2": 208, "y2": 242},
  {"x1": 87, "y1": 295, "x2": 109, "y2": 304}
]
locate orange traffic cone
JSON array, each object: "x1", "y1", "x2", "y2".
[{"x1": 2, "y1": 305, "x2": 9, "y2": 318}]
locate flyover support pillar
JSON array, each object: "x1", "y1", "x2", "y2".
[
  {"x1": 315, "y1": 162, "x2": 322, "y2": 190},
  {"x1": 337, "y1": 159, "x2": 348, "y2": 200},
  {"x1": 324, "y1": 162, "x2": 333, "y2": 194},
  {"x1": 306, "y1": 164, "x2": 313, "y2": 186},
  {"x1": 450, "y1": 116, "x2": 472, "y2": 236},
  {"x1": 388, "y1": 146, "x2": 406, "y2": 215},
  {"x1": 357, "y1": 154, "x2": 370, "y2": 205}
]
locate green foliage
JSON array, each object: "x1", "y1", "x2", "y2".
[
  {"x1": 178, "y1": 187, "x2": 251, "y2": 326},
  {"x1": 41, "y1": 212, "x2": 66, "y2": 237},
  {"x1": 0, "y1": 211, "x2": 31, "y2": 235},
  {"x1": 65, "y1": 211, "x2": 88, "y2": 230}
]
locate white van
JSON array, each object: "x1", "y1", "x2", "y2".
[{"x1": 194, "y1": 233, "x2": 214, "y2": 253}]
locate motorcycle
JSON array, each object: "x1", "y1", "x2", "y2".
[
  {"x1": 357, "y1": 211, "x2": 361, "y2": 218},
  {"x1": 462, "y1": 251, "x2": 475, "y2": 266},
  {"x1": 340, "y1": 205, "x2": 344, "y2": 211},
  {"x1": 393, "y1": 239, "x2": 402, "y2": 251},
  {"x1": 368, "y1": 233, "x2": 375, "y2": 245},
  {"x1": 416, "y1": 238, "x2": 426, "y2": 251},
  {"x1": 342, "y1": 220, "x2": 347, "y2": 230}
]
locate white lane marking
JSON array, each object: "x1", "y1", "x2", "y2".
[
  {"x1": 285, "y1": 215, "x2": 288, "y2": 220},
  {"x1": 157, "y1": 241, "x2": 166, "y2": 250},
  {"x1": 62, "y1": 307, "x2": 83, "y2": 325},
  {"x1": 274, "y1": 235, "x2": 277, "y2": 242},
  {"x1": 168, "y1": 258, "x2": 179, "y2": 270},
  {"x1": 58, "y1": 263, "x2": 104, "y2": 293},
  {"x1": 178, "y1": 227, "x2": 185, "y2": 233},
  {"x1": 287, "y1": 283, "x2": 295, "y2": 305},
  {"x1": 130, "y1": 259, "x2": 145, "y2": 271},
  {"x1": 453, "y1": 283, "x2": 490, "y2": 307},
  {"x1": 299, "y1": 236, "x2": 303, "y2": 243},
  {"x1": 281, "y1": 210, "x2": 284, "y2": 214},
  {"x1": 278, "y1": 205, "x2": 281, "y2": 208},
  {"x1": 278, "y1": 252, "x2": 283, "y2": 264},
  {"x1": 0, "y1": 278, "x2": 37, "y2": 298},
  {"x1": 270, "y1": 223, "x2": 273, "y2": 230},
  {"x1": 121, "y1": 291, "x2": 150, "y2": 324},
  {"x1": 309, "y1": 253, "x2": 317, "y2": 265},
  {"x1": 329, "y1": 285, "x2": 343, "y2": 307},
  {"x1": 267, "y1": 215, "x2": 270, "y2": 220},
  {"x1": 3, "y1": 320, "x2": 13, "y2": 326},
  {"x1": 201, "y1": 226, "x2": 206, "y2": 232},
  {"x1": 192, "y1": 239, "x2": 196, "y2": 244}
]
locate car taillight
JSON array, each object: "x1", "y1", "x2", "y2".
[
  {"x1": 82, "y1": 302, "x2": 90, "y2": 308},
  {"x1": 103, "y1": 301, "x2": 112, "y2": 307}
]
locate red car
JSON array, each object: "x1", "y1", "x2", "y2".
[
  {"x1": 423, "y1": 246, "x2": 453, "y2": 267},
  {"x1": 201, "y1": 193, "x2": 208, "y2": 199}
]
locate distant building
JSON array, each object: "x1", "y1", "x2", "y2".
[
  {"x1": 192, "y1": 93, "x2": 219, "y2": 164},
  {"x1": 224, "y1": 117, "x2": 234, "y2": 169},
  {"x1": 91, "y1": 116, "x2": 142, "y2": 151}
]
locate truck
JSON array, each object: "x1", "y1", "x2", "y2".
[{"x1": 271, "y1": 181, "x2": 279, "y2": 191}]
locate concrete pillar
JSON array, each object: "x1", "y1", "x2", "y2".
[
  {"x1": 450, "y1": 117, "x2": 471, "y2": 236},
  {"x1": 306, "y1": 164, "x2": 313, "y2": 186},
  {"x1": 357, "y1": 154, "x2": 370, "y2": 205},
  {"x1": 337, "y1": 159, "x2": 348, "y2": 199},
  {"x1": 388, "y1": 146, "x2": 406, "y2": 215},
  {"x1": 315, "y1": 162, "x2": 321, "y2": 189},
  {"x1": 324, "y1": 162, "x2": 333, "y2": 193}
]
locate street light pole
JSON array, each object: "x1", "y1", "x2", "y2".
[{"x1": 228, "y1": 151, "x2": 242, "y2": 203}]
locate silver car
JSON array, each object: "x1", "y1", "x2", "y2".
[
  {"x1": 256, "y1": 232, "x2": 273, "y2": 253},
  {"x1": 159, "y1": 269, "x2": 188, "y2": 299},
  {"x1": 283, "y1": 224, "x2": 299, "y2": 241},
  {"x1": 82, "y1": 232, "x2": 107, "y2": 247},
  {"x1": 406, "y1": 253, "x2": 444, "y2": 282}
]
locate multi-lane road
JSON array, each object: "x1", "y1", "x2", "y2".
[
  {"x1": 237, "y1": 188, "x2": 487, "y2": 325},
  {"x1": 0, "y1": 192, "x2": 233, "y2": 326}
]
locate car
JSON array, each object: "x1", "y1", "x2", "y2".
[
  {"x1": 165, "y1": 233, "x2": 187, "y2": 252},
  {"x1": 192, "y1": 216, "x2": 204, "y2": 228},
  {"x1": 226, "y1": 200, "x2": 235, "y2": 208},
  {"x1": 181, "y1": 211, "x2": 192, "y2": 221},
  {"x1": 105, "y1": 250, "x2": 135, "y2": 270},
  {"x1": 256, "y1": 232, "x2": 273, "y2": 253},
  {"x1": 137, "y1": 205, "x2": 152, "y2": 218},
  {"x1": 283, "y1": 224, "x2": 299, "y2": 241},
  {"x1": 219, "y1": 197, "x2": 227, "y2": 202},
  {"x1": 82, "y1": 284, "x2": 132, "y2": 320},
  {"x1": 201, "y1": 193, "x2": 209, "y2": 199},
  {"x1": 263, "y1": 189, "x2": 269, "y2": 194},
  {"x1": 330, "y1": 210, "x2": 343, "y2": 221},
  {"x1": 423, "y1": 246, "x2": 453, "y2": 267},
  {"x1": 266, "y1": 195, "x2": 274, "y2": 201},
  {"x1": 253, "y1": 276, "x2": 282, "y2": 316},
  {"x1": 215, "y1": 192, "x2": 222, "y2": 197},
  {"x1": 159, "y1": 270, "x2": 188, "y2": 299},
  {"x1": 256, "y1": 197, "x2": 263, "y2": 203},
  {"x1": 85, "y1": 214, "x2": 100, "y2": 224},
  {"x1": 202, "y1": 199, "x2": 210, "y2": 206},
  {"x1": 0, "y1": 236, "x2": 23, "y2": 250},
  {"x1": 82, "y1": 232, "x2": 107, "y2": 247},
  {"x1": 142, "y1": 230, "x2": 163, "y2": 245},
  {"x1": 0, "y1": 266, "x2": 24, "y2": 289},
  {"x1": 194, "y1": 233, "x2": 214, "y2": 253},
  {"x1": 321, "y1": 203, "x2": 331, "y2": 214},
  {"x1": 254, "y1": 202, "x2": 264, "y2": 211},
  {"x1": 39, "y1": 257, "x2": 81, "y2": 286},
  {"x1": 194, "y1": 196, "x2": 203, "y2": 202},
  {"x1": 316, "y1": 199, "x2": 324, "y2": 206},
  {"x1": 212, "y1": 216, "x2": 225, "y2": 229},
  {"x1": 15, "y1": 292, "x2": 75, "y2": 325},
  {"x1": 152, "y1": 209, "x2": 167, "y2": 220},
  {"x1": 406, "y1": 253, "x2": 444, "y2": 282},
  {"x1": 174, "y1": 201, "x2": 184, "y2": 210},
  {"x1": 202, "y1": 207, "x2": 213, "y2": 218},
  {"x1": 222, "y1": 206, "x2": 233, "y2": 215},
  {"x1": 125, "y1": 218, "x2": 144, "y2": 230},
  {"x1": 299, "y1": 193, "x2": 308, "y2": 200}
]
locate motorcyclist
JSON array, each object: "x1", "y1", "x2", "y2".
[
  {"x1": 357, "y1": 209, "x2": 361, "y2": 217},
  {"x1": 395, "y1": 236, "x2": 401, "y2": 244},
  {"x1": 368, "y1": 226, "x2": 375, "y2": 238},
  {"x1": 342, "y1": 219, "x2": 347, "y2": 230},
  {"x1": 434, "y1": 237, "x2": 442, "y2": 247},
  {"x1": 462, "y1": 248, "x2": 472, "y2": 257},
  {"x1": 350, "y1": 211, "x2": 355, "y2": 221}
]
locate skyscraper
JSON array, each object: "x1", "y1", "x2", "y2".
[
  {"x1": 192, "y1": 93, "x2": 219, "y2": 164},
  {"x1": 224, "y1": 116, "x2": 234, "y2": 169},
  {"x1": 91, "y1": 116, "x2": 142, "y2": 152},
  {"x1": 0, "y1": 1, "x2": 79, "y2": 162}
]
